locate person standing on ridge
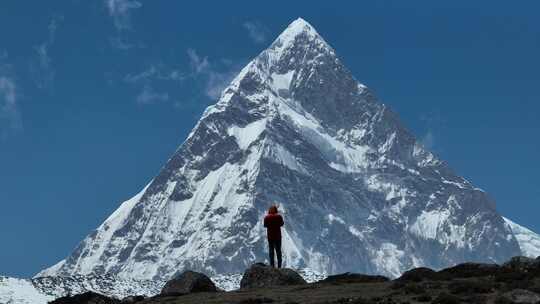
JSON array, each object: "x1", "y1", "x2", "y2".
[{"x1": 263, "y1": 205, "x2": 284, "y2": 268}]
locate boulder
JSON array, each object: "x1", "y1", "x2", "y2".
[
  {"x1": 321, "y1": 272, "x2": 389, "y2": 284},
  {"x1": 501, "y1": 289, "x2": 540, "y2": 304},
  {"x1": 160, "y1": 270, "x2": 217, "y2": 296},
  {"x1": 240, "y1": 263, "x2": 307, "y2": 289},
  {"x1": 395, "y1": 267, "x2": 439, "y2": 282},
  {"x1": 49, "y1": 291, "x2": 120, "y2": 304}
]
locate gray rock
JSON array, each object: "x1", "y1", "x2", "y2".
[
  {"x1": 121, "y1": 295, "x2": 145, "y2": 303},
  {"x1": 438, "y1": 262, "x2": 501, "y2": 278},
  {"x1": 395, "y1": 267, "x2": 439, "y2": 282},
  {"x1": 503, "y1": 256, "x2": 540, "y2": 272},
  {"x1": 321, "y1": 272, "x2": 389, "y2": 284},
  {"x1": 240, "y1": 263, "x2": 306, "y2": 289},
  {"x1": 49, "y1": 291, "x2": 120, "y2": 304},
  {"x1": 502, "y1": 289, "x2": 540, "y2": 304},
  {"x1": 161, "y1": 271, "x2": 217, "y2": 295}
]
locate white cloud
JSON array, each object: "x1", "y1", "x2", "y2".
[
  {"x1": 126, "y1": 49, "x2": 240, "y2": 107},
  {"x1": 243, "y1": 21, "x2": 268, "y2": 44},
  {"x1": 32, "y1": 44, "x2": 53, "y2": 89},
  {"x1": 205, "y1": 70, "x2": 237, "y2": 99},
  {"x1": 124, "y1": 64, "x2": 184, "y2": 106},
  {"x1": 420, "y1": 110, "x2": 447, "y2": 151},
  {"x1": 186, "y1": 48, "x2": 239, "y2": 99},
  {"x1": 0, "y1": 76, "x2": 22, "y2": 138},
  {"x1": 109, "y1": 36, "x2": 140, "y2": 50},
  {"x1": 124, "y1": 64, "x2": 184, "y2": 83},
  {"x1": 187, "y1": 48, "x2": 210, "y2": 74},
  {"x1": 31, "y1": 15, "x2": 63, "y2": 89},
  {"x1": 136, "y1": 85, "x2": 169, "y2": 105},
  {"x1": 105, "y1": 0, "x2": 142, "y2": 31},
  {"x1": 421, "y1": 130, "x2": 435, "y2": 150}
]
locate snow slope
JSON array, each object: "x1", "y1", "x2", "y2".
[
  {"x1": 504, "y1": 217, "x2": 540, "y2": 258},
  {"x1": 38, "y1": 17, "x2": 523, "y2": 281}
]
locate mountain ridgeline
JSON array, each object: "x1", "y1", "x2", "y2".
[{"x1": 39, "y1": 18, "x2": 525, "y2": 281}]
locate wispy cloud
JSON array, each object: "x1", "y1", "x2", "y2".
[
  {"x1": 105, "y1": 0, "x2": 144, "y2": 50},
  {"x1": 109, "y1": 36, "x2": 142, "y2": 50},
  {"x1": 124, "y1": 64, "x2": 183, "y2": 106},
  {"x1": 0, "y1": 50, "x2": 7, "y2": 62},
  {"x1": 124, "y1": 64, "x2": 184, "y2": 84},
  {"x1": 420, "y1": 130, "x2": 435, "y2": 150},
  {"x1": 420, "y1": 110, "x2": 447, "y2": 151},
  {"x1": 243, "y1": 21, "x2": 268, "y2": 44},
  {"x1": 31, "y1": 15, "x2": 63, "y2": 89},
  {"x1": 187, "y1": 49, "x2": 210, "y2": 74},
  {"x1": 136, "y1": 85, "x2": 169, "y2": 105},
  {"x1": 124, "y1": 50, "x2": 241, "y2": 107},
  {"x1": 187, "y1": 48, "x2": 240, "y2": 99},
  {"x1": 0, "y1": 76, "x2": 22, "y2": 139},
  {"x1": 105, "y1": 0, "x2": 141, "y2": 31}
]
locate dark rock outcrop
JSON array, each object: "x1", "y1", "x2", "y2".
[
  {"x1": 49, "y1": 291, "x2": 120, "y2": 304},
  {"x1": 395, "y1": 267, "x2": 439, "y2": 282},
  {"x1": 321, "y1": 272, "x2": 389, "y2": 284},
  {"x1": 438, "y1": 262, "x2": 501, "y2": 279},
  {"x1": 240, "y1": 263, "x2": 307, "y2": 289},
  {"x1": 432, "y1": 292, "x2": 461, "y2": 304},
  {"x1": 160, "y1": 270, "x2": 217, "y2": 296},
  {"x1": 121, "y1": 295, "x2": 146, "y2": 303},
  {"x1": 503, "y1": 256, "x2": 540, "y2": 272}
]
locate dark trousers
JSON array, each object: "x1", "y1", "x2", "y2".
[{"x1": 268, "y1": 239, "x2": 282, "y2": 268}]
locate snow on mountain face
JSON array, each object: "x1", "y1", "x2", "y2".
[
  {"x1": 38, "y1": 18, "x2": 522, "y2": 280},
  {"x1": 504, "y1": 218, "x2": 540, "y2": 258}
]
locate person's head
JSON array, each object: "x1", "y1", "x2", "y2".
[{"x1": 268, "y1": 205, "x2": 278, "y2": 214}]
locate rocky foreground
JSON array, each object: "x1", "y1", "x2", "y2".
[{"x1": 49, "y1": 256, "x2": 540, "y2": 304}]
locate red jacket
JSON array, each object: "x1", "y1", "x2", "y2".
[{"x1": 264, "y1": 213, "x2": 284, "y2": 241}]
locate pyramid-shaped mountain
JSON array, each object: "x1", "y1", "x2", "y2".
[{"x1": 39, "y1": 18, "x2": 523, "y2": 280}]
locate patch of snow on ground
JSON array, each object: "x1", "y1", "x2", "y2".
[{"x1": 0, "y1": 277, "x2": 53, "y2": 304}]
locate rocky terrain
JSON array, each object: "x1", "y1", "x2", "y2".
[
  {"x1": 0, "y1": 268, "x2": 325, "y2": 304},
  {"x1": 51, "y1": 256, "x2": 540, "y2": 304}
]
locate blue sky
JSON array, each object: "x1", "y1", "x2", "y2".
[{"x1": 0, "y1": 1, "x2": 539, "y2": 278}]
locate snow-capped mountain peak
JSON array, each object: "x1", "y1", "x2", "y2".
[
  {"x1": 38, "y1": 17, "x2": 526, "y2": 281},
  {"x1": 269, "y1": 17, "x2": 332, "y2": 58}
]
